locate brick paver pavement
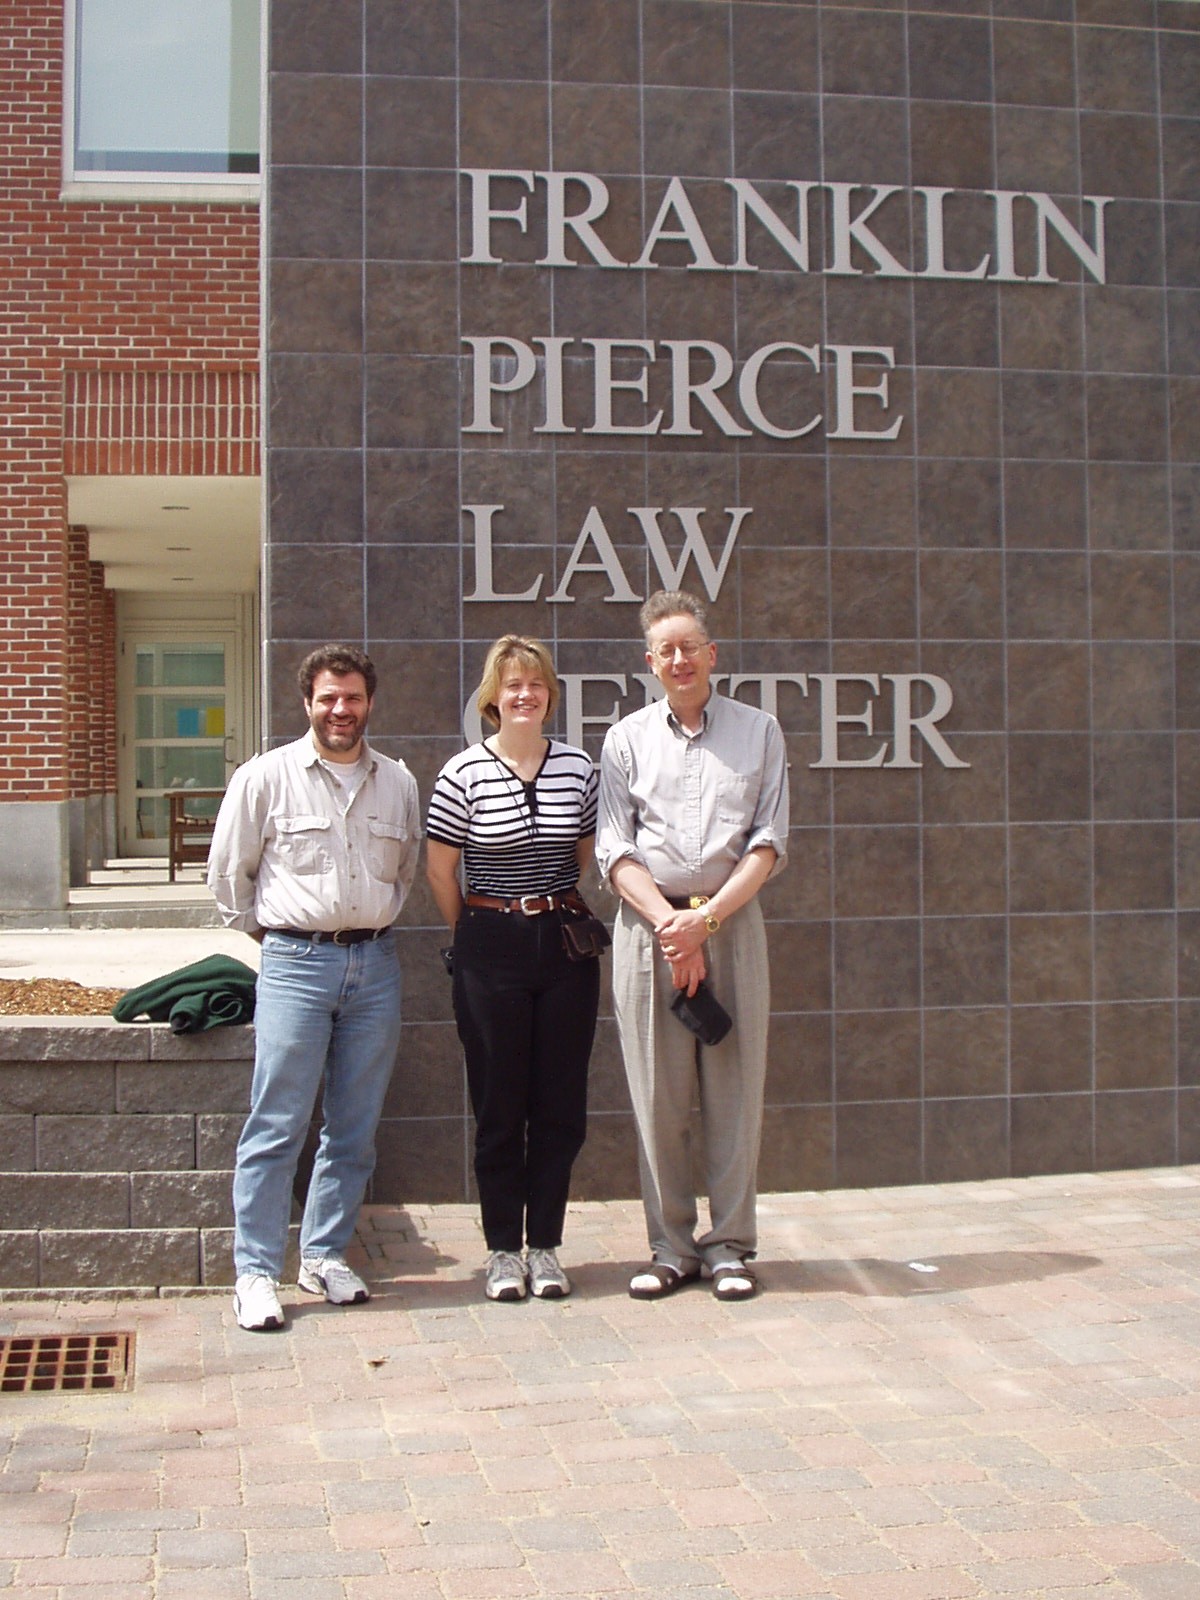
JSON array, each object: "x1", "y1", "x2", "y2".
[{"x1": 2, "y1": 1167, "x2": 1199, "y2": 1598}]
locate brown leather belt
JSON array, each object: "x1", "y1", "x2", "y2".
[
  {"x1": 266, "y1": 927, "x2": 390, "y2": 945},
  {"x1": 664, "y1": 894, "x2": 716, "y2": 910},
  {"x1": 465, "y1": 890, "x2": 587, "y2": 917}
]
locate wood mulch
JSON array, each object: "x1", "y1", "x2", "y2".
[{"x1": 0, "y1": 978, "x2": 126, "y2": 1016}]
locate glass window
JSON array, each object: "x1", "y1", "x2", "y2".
[{"x1": 67, "y1": 0, "x2": 259, "y2": 191}]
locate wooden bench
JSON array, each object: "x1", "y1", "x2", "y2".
[{"x1": 167, "y1": 789, "x2": 224, "y2": 882}]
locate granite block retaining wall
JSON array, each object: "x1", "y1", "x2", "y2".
[{"x1": 0, "y1": 1018, "x2": 254, "y2": 1295}]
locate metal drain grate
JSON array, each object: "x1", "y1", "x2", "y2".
[{"x1": 0, "y1": 1333, "x2": 134, "y2": 1393}]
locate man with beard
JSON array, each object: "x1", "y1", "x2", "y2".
[{"x1": 208, "y1": 645, "x2": 420, "y2": 1331}]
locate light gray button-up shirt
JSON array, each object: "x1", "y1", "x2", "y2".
[
  {"x1": 207, "y1": 733, "x2": 421, "y2": 936},
  {"x1": 596, "y1": 691, "x2": 789, "y2": 899}
]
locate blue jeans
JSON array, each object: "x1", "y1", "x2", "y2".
[{"x1": 233, "y1": 930, "x2": 403, "y2": 1278}]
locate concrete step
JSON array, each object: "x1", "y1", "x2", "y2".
[{"x1": 68, "y1": 903, "x2": 222, "y2": 929}]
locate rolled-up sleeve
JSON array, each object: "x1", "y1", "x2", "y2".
[
  {"x1": 745, "y1": 716, "x2": 789, "y2": 875},
  {"x1": 206, "y1": 766, "x2": 266, "y2": 934},
  {"x1": 595, "y1": 725, "x2": 645, "y2": 887},
  {"x1": 394, "y1": 772, "x2": 421, "y2": 899}
]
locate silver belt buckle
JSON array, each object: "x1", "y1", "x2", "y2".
[
  {"x1": 332, "y1": 929, "x2": 352, "y2": 945},
  {"x1": 519, "y1": 894, "x2": 549, "y2": 915}
]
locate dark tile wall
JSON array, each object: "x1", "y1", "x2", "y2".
[{"x1": 266, "y1": 0, "x2": 1200, "y2": 1202}]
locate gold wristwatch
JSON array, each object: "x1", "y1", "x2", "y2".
[{"x1": 690, "y1": 894, "x2": 720, "y2": 934}]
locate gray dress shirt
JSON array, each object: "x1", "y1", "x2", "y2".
[{"x1": 596, "y1": 692, "x2": 789, "y2": 898}]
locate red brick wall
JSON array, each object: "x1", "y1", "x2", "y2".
[
  {"x1": 93, "y1": 574, "x2": 117, "y2": 796},
  {"x1": 66, "y1": 527, "x2": 92, "y2": 800},
  {"x1": 0, "y1": 1, "x2": 259, "y2": 803},
  {"x1": 63, "y1": 530, "x2": 115, "y2": 804}
]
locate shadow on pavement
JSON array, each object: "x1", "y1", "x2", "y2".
[
  {"x1": 329, "y1": 1250, "x2": 1104, "y2": 1311},
  {"x1": 771, "y1": 1250, "x2": 1102, "y2": 1297}
]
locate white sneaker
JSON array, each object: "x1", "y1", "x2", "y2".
[
  {"x1": 234, "y1": 1273, "x2": 284, "y2": 1332},
  {"x1": 298, "y1": 1253, "x2": 370, "y2": 1305},
  {"x1": 485, "y1": 1250, "x2": 527, "y2": 1302},
  {"x1": 527, "y1": 1247, "x2": 571, "y2": 1299}
]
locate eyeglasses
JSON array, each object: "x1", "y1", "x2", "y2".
[{"x1": 649, "y1": 639, "x2": 708, "y2": 664}]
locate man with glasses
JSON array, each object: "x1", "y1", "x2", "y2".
[{"x1": 597, "y1": 590, "x2": 789, "y2": 1301}]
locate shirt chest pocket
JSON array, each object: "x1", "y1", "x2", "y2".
[
  {"x1": 367, "y1": 820, "x2": 407, "y2": 882},
  {"x1": 274, "y1": 814, "x2": 333, "y2": 875},
  {"x1": 717, "y1": 771, "x2": 754, "y2": 826}
]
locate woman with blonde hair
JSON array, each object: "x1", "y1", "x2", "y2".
[{"x1": 426, "y1": 636, "x2": 602, "y2": 1302}]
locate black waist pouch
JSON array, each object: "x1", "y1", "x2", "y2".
[
  {"x1": 562, "y1": 914, "x2": 612, "y2": 960},
  {"x1": 561, "y1": 895, "x2": 612, "y2": 961}
]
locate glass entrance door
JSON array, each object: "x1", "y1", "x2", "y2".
[
  {"x1": 118, "y1": 629, "x2": 246, "y2": 857},
  {"x1": 114, "y1": 590, "x2": 256, "y2": 862},
  {"x1": 131, "y1": 642, "x2": 228, "y2": 848}
]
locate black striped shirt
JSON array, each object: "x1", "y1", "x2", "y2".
[{"x1": 426, "y1": 740, "x2": 598, "y2": 898}]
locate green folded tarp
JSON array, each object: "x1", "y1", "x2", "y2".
[{"x1": 112, "y1": 954, "x2": 258, "y2": 1034}]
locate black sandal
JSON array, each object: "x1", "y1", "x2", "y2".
[
  {"x1": 711, "y1": 1262, "x2": 758, "y2": 1301},
  {"x1": 628, "y1": 1262, "x2": 700, "y2": 1300}
]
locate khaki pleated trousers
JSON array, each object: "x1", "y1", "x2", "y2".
[{"x1": 611, "y1": 896, "x2": 771, "y2": 1273}]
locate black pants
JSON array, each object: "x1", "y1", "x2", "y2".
[{"x1": 452, "y1": 905, "x2": 600, "y2": 1252}]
